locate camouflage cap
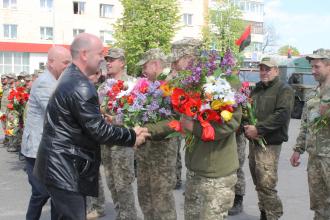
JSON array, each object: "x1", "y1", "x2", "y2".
[
  {"x1": 137, "y1": 48, "x2": 167, "y2": 66},
  {"x1": 306, "y1": 48, "x2": 330, "y2": 60},
  {"x1": 170, "y1": 38, "x2": 202, "y2": 62},
  {"x1": 259, "y1": 57, "x2": 278, "y2": 68},
  {"x1": 1, "y1": 74, "x2": 7, "y2": 79},
  {"x1": 6, "y1": 73, "x2": 17, "y2": 79},
  {"x1": 24, "y1": 74, "x2": 33, "y2": 81},
  {"x1": 18, "y1": 71, "x2": 28, "y2": 77},
  {"x1": 105, "y1": 48, "x2": 125, "y2": 59}
]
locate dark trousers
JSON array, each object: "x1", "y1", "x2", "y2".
[
  {"x1": 25, "y1": 157, "x2": 58, "y2": 220},
  {"x1": 47, "y1": 186, "x2": 86, "y2": 220}
]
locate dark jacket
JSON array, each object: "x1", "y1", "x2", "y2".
[
  {"x1": 185, "y1": 106, "x2": 242, "y2": 178},
  {"x1": 252, "y1": 77, "x2": 294, "y2": 145},
  {"x1": 34, "y1": 64, "x2": 136, "y2": 197}
]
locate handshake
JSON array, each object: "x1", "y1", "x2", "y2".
[{"x1": 133, "y1": 126, "x2": 151, "y2": 148}]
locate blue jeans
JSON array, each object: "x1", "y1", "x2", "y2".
[{"x1": 25, "y1": 157, "x2": 58, "y2": 220}]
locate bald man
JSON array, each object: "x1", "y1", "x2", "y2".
[
  {"x1": 34, "y1": 33, "x2": 149, "y2": 220},
  {"x1": 21, "y1": 46, "x2": 71, "y2": 220}
]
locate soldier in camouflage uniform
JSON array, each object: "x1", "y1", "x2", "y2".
[
  {"x1": 2, "y1": 74, "x2": 18, "y2": 151},
  {"x1": 99, "y1": 48, "x2": 137, "y2": 220},
  {"x1": 170, "y1": 39, "x2": 205, "y2": 190},
  {"x1": 136, "y1": 48, "x2": 178, "y2": 220},
  {"x1": 290, "y1": 49, "x2": 330, "y2": 220},
  {"x1": 0, "y1": 74, "x2": 8, "y2": 143},
  {"x1": 245, "y1": 57, "x2": 294, "y2": 220}
]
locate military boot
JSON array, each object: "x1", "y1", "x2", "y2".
[
  {"x1": 260, "y1": 210, "x2": 267, "y2": 220},
  {"x1": 7, "y1": 145, "x2": 19, "y2": 152},
  {"x1": 228, "y1": 194, "x2": 243, "y2": 216}
]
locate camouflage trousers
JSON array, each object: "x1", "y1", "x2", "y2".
[
  {"x1": 176, "y1": 140, "x2": 182, "y2": 184},
  {"x1": 307, "y1": 155, "x2": 330, "y2": 220},
  {"x1": 7, "y1": 129, "x2": 23, "y2": 150},
  {"x1": 102, "y1": 145, "x2": 137, "y2": 220},
  {"x1": 249, "y1": 143, "x2": 283, "y2": 220},
  {"x1": 86, "y1": 169, "x2": 105, "y2": 215},
  {"x1": 136, "y1": 138, "x2": 178, "y2": 220},
  {"x1": 235, "y1": 133, "x2": 247, "y2": 196},
  {"x1": 184, "y1": 170, "x2": 237, "y2": 220}
]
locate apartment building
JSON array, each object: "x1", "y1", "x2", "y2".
[{"x1": 0, "y1": 0, "x2": 263, "y2": 74}]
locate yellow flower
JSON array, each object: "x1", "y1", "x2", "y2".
[
  {"x1": 221, "y1": 110, "x2": 233, "y2": 122},
  {"x1": 211, "y1": 100, "x2": 223, "y2": 110},
  {"x1": 5, "y1": 129, "x2": 14, "y2": 136},
  {"x1": 160, "y1": 83, "x2": 173, "y2": 97}
]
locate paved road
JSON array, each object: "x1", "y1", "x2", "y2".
[{"x1": 0, "y1": 119, "x2": 313, "y2": 220}]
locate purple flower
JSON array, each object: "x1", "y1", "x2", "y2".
[{"x1": 221, "y1": 49, "x2": 236, "y2": 67}]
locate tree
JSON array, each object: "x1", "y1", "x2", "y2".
[
  {"x1": 278, "y1": 45, "x2": 300, "y2": 57},
  {"x1": 202, "y1": 0, "x2": 245, "y2": 57},
  {"x1": 262, "y1": 24, "x2": 279, "y2": 54},
  {"x1": 113, "y1": 0, "x2": 180, "y2": 75}
]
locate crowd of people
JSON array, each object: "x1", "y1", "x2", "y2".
[{"x1": 0, "y1": 32, "x2": 329, "y2": 220}]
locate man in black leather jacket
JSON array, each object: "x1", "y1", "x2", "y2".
[{"x1": 34, "y1": 33, "x2": 149, "y2": 220}]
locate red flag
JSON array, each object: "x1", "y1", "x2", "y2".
[{"x1": 236, "y1": 25, "x2": 251, "y2": 52}]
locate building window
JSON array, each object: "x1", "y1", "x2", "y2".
[
  {"x1": 73, "y1": 1, "x2": 85, "y2": 14},
  {"x1": 73, "y1": 28, "x2": 85, "y2": 37},
  {"x1": 40, "y1": 27, "x2": 53, "y2": 40},
  {"x1": 100, "y1": 30, "x2": 113, "y2": 44},
  {"x1": 3, "y1": 0, "x2": 16, "y2": 8},
  {"x1": 40, "y1": 0, "x2": 53, "y2": 10},
  {"x1": 100, "y1": 4, "x2": 113, "y2": 18},
  {"x1": 3, "y1": 24, "x2": 17, "y2": 39},
  {"x1": 0, "y1": 52, "x2": 29, "y2": 74},
  {"x1": 252, "y1": 22, "x2": 263, "y2": 34},
  {"x1": 183, "y1": 13, "x2": 193, "y2": 26}
]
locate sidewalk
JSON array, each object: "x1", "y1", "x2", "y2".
[{"x1": 0, "y1": 119, "x2": 313, "y2": 220}]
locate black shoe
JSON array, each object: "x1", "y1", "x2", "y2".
[
  {"x1": 260, "y1": 210, "x2": 267, "y2": 220},
  {"x1": 228, "y1": 194, "x2": 243, "y2": 216},
  {"x1": 174, "y1": 180, "x2": 182, "y2": 190}
]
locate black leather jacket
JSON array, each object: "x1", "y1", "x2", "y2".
[{"x1": 34, "y1": 64, "x2": 136, "y2": 196}]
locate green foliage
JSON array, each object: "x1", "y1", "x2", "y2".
[
  {"x1": 278, "y1": 45, "x2": 300, "y2": 56},
  {"x1": 202, "y1": 0, "x2": 245, "y2": 58},
  {"x1": 113, "y1": 0, "x2": 180, "y2": 76}
]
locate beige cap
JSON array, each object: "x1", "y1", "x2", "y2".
[
  {"x1": 306, "y1": 48, "x2": 330, "y2": 60},
  {"x1": 6, "y1": 73, "x2": 17, "y2": 79},
  {"x1": 170, "y1": 38, "x2": 202, "y2": 62},
  {"x1": 137, "y1": 48, "x2": 167, "y2": 66},
  {"x1": 105, "y1": 48, "x2": 125, "y2": 59},
  {"x1": 259, "y1": 57, "x2": 278, "y2": 68}
]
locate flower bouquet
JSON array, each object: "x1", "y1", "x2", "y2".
[
  {"x1": 167, "y1": 49, "x2": 241, "y2": 149},
  {"x1": 239, "y1": 81, "x2": 266, "y2": 150},
  {"x1": 100, "y1": 78, "x2": 174, "y2": 127}
]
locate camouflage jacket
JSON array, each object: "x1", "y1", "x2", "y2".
[{"x1": 294, "y1": 86, "x2": 330, "y2": 157}]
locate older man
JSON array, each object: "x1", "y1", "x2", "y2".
[
  {"x1": 34, "y1": 33, "x2": 149, "y2": 220},
  {"x1": 245, "y1": 57, "x2": 294, "y2": 220},
  {"x1": 290, "y1": 49, "x2": 330, "y2": 220},
  {"x1": 21, "y1": 46, "x2": 71, "y2": 220}
]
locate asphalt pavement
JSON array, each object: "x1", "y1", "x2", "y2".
[{"x1": 0, "y1": 119, "x2": 313, "y2": 220}]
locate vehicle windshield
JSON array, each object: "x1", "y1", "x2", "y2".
[
  {"x1": 301, "y1": 73, "x2": 317, "y2": 86},
  {"x1": 239, "y1": 70, "x2": 260, "y2": 83}
]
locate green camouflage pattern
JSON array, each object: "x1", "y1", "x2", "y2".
[
  {"x1": 136, "y1": 137, "x2": 178, "y2": 220},
  {"x1": 249, "y1": 143, "x2": 283, "y2": 220},
  {"x1": 235, "y1": 132, "x2": 247, "y2": 196},
  {"x1": 184, "y1": 170, "x2": 237, "y2": 220}
]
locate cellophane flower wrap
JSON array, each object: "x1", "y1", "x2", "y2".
[
  {"x1": 99, "y1": 77, "x2": 174, "y2": 127},
  {"x1": 168, "y1": 49, "x2": 241, "y2": 148}
]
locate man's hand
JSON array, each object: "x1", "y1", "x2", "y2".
[
  {"x1": 244, "y1": 125, "x2": 259, "y2": 139},
  {"x1": 290, "y1": 151, "x2": 301, "y2": 167},
  {"x1": 104, "y1": 114, "x2": 113, "y2": 124},
  {"x1": 133, "y1": 126, "x2": 151, "y2": 149},
  {"x1": 320, "y1": 104, "x2": 330, "y2": 115},
  {"x1": 180, "y1": 116, "x2": 193, "y2": 132}
]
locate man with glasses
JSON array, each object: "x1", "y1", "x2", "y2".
[{"x1": 244, "y1": 57, "x2": 294, "y2": 220}]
